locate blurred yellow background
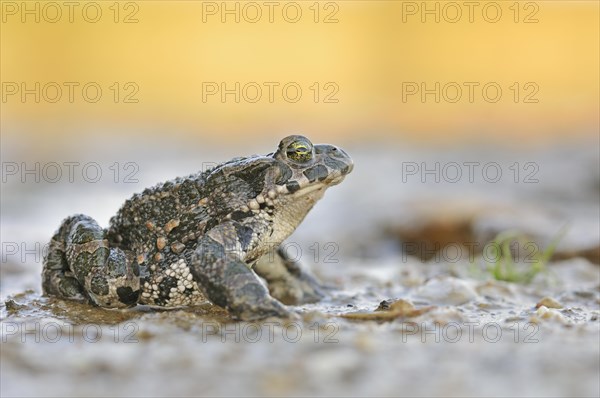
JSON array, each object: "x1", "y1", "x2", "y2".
[{"x1": 1, "y1": 0, "x2": 598, "y2": 146}]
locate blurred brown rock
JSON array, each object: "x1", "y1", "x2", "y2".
[{"x1": 385, "y1": 199, "x2": 599, "y2": 265}]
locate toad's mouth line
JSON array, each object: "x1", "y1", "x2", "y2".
[{"x1": 291, "y1": 175, "x2": 346, "y2": 197}]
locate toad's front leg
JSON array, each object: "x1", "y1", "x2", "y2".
[
  {"x1": 190, "y1": 222, "x2": 292, "y2": 321},
  {"x1": 253, "y1": 246, "x2": 328, "y2": 305}
]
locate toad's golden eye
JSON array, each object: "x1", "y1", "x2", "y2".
[{"x1": 286, "y1": 140, "x2": 313, "y2": 163}]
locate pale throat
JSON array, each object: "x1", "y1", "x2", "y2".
[{"x1": 267, "y1": 184, "x2": 328, "y2": 246}]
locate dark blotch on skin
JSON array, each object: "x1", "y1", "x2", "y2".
[
  {"x1": 230, "y1": 210, "x2": 253, "y2": 221},
  {"x1": 286, "y1": 181, "x2": 301, "y2": 193},
  {"x1": 239, "y1": 176, "x2": 265, "y2": 198},
  {"x1": 303, "y1": 165, "x2": 329, "y2": 182},
  {"x1": 276, "y1": 164, "x2": 292, "y2": 184},
  {"x1": 204, "y1": 218, "x2": 219, "y2": 233},
  {"x1": 156, "y1": 276, "x2": 178, "y2": 304},
  {"x1": 235, "y1": 162, "x2": 271, "y2": 197},
  {"x1": 234, "y1": 224, "x2": 254, "y2": 250},
  {"x1": 117, "y1": 286, "x2": 140, "y2": 305}
]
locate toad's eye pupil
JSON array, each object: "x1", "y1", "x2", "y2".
[{"x1": 287, "y1": 141, "x2": 313, "y2": 163}]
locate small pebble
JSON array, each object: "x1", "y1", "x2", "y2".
[{"x1": 536, "y1": 297, "x2": 563, "y2": 309}]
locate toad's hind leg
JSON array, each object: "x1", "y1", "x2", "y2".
[
  {"x1": 42, "y1": 214, "x2": 141, "y2": 308},
  {"x1": 42, "y1": 215, "x2": 86, "y2": 300}
]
